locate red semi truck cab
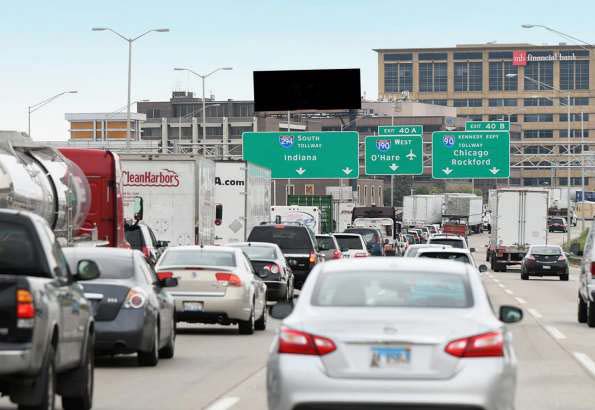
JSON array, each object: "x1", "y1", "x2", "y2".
[{"x1": 59, "y1": 148, "x2": 128, "y2": 248}]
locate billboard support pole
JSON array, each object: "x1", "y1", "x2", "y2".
[{"x1": 287, "y1": 110, "x2": 291, "y2": 205}]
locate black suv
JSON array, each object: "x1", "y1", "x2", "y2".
[
  {"x1": 125, "y1": 222, "x2": 168, "y2": 266},
  {"x1": 247, "y1": 224, "x2": 320, "y2": 289}
]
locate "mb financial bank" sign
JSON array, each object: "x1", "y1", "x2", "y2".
[
  {"x1": 513, "y1": 50, "x2": 579, "y2": 66},
  {"x1": 431, "y1": 131, "x2": 510, "y2": 179}
]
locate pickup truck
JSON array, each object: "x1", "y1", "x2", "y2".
[{"x1": 0, "y1": 210, "x2": 99, "y2": 410}]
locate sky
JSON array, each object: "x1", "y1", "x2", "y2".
[{"x1": 1, "y1": 0, "x2": 594, "y2": 141}]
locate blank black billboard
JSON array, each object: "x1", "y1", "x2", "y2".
[{"x1": 253, "y1": 68, "x2": 361, "y2": 112}]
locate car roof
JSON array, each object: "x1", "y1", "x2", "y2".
[
  {"x1": 529, "y1": 244, "x2": 562, "y2": 249},
  {"x1": 416, "y1": 247, "x2": 471, "y2": 255},
  {"x1": 63, "y1": 247, "x2": 136, "y2": 259},
  {"x1": 164, "y1": 245, "x2": 239, "y2": 253},
  {"x1": 226, "y1": 242, "x2": 279, "y2": 248},
  {"x1": 333, "y1": 233, "x2": 363, "y2": 237},
  {"x1": 430, "y1": 235, "x2": 465, "y2": 240},
  {"x1": 408, "y1": 244, "x2": 452, "y2": 249},
  {"x1": 320, "y1": 257, "x2": 470, "y2": 276}
]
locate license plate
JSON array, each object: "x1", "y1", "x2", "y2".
[
  {"x1": 183, "y1": 302, "x2": 204, "y2": 312},
  {"x1": 370, "y1": 346, "x2": 411, "y2": 368},
  {"x1": 543, "y1": 265, "x2": 551, "y2": 270}
]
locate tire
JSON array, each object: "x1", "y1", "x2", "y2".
[
  {"x1": 255, "y1": 305, "x2": 267, "y2": 331},
  {"x1": 62, "y1": 334, "x2": 94, "y2": 410},
  {"x1": 238, "y1": 305, "x2": 255, "y2": 335},
  {"x1": 138, "y1": 323, "x2": 159, "y2": 366},
  {"x1": 158, "y1": 319, "x2": 176, "y2": 359},
  {"x1": 588, "y1": 301, "x2": 595, "y2": 328},
  {"x1": 521, "y1": 272, "x2": 529, "y2": 280},
  {"x1": 18, "y1": 346, "x2": 56, "y2": 410},
  {"x1": 560, "y1": 274, "x2": 569, "y2": 281},
  {"x1": 578, "y1": 293, "x2": 588, "y2": 323}
]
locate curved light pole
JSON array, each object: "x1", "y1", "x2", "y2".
[
  {"x1": 93, "y1": 27, "x2": 169, "y2": 148},
  {"x1": 28, "y1": 90, "x2": 78, "y2": 138},
  {"x1": 173, "y1": 67, "x2": 233, "y2": 144}
]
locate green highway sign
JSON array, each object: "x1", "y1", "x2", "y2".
[
  {"x1": 432, "y1": 131, "x2": 510, "y2": 179},
  {"x1": 378, "y1": 125, "x2": 423, "y2": 135},
  {"x1": 242, "y1": 131, "x2": 359, "y2": 179},
  {"x1": 465, "y1": 121, "x2": 510, "y2": 131},
  {"x1": 365, "y1": 135, "x2": 423, "y2": 175}
]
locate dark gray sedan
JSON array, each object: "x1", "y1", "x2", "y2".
[{"x1": 63, "y1": 248, "x2": 177, "y2": 366}]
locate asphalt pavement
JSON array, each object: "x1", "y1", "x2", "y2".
[{"x1": 2, "y1": 230, "x2": 595, "y2": 410}]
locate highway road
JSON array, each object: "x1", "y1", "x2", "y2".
[{"x1": 2, "y1": 230, "x2": 595, "y2": 410}]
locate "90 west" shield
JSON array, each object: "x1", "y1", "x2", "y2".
[{"x1": 376, "y1": 139, "x2": 391, "y2": 152}]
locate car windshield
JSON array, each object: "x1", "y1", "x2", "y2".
[
  {"x1": 418, "y1": 252, "x2": 471, "y2": 264},
  {"x1": 159, "y1": 250, "x2": 236, "y2": 267},
  {"x1": 316, "y1": 236, "x2": 336, "y2": 250},
  {"x1": 345, "y1": 228, "x2": 379, "y2": 244},
  {"x1": 334, "y1": 235, "x2": 364, "y2": 250},
  {"x1": 531, "y1": 246, "x2": 562, "y2": 256},
  {"x1": 247, "y1": 226, "x2": 313, "y2": 253},
  {"x1": 0, "y1": 222, "x2": 43, "y2": 276},
  {"x1": 429, "y1": 238, "x2": 465, "y2": 249},
  {"x1": 312, "y1": 271, "x2": 472, "y2": 308},
  {"x1": 237, "y1": 245, "x2": 277, "y2": 260},
  {"x1": 64, "y1": 251, "x2": 134, "y2": 279}
]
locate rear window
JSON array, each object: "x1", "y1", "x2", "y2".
[
  {"x1": 531, "y1": 246, "x2": 562, "y2": 256},
  {"x1": 0, "y1": 222, "x2": 42, "y2": 276},
  {"x1": 312, "y1": 271, "x2": 472, "y2": 308},
  {"x1": 247, "y1": 226, "x2": 313, "y2": 253},
  {"x1": 551, "y1": 219, "x2": 565, "y2": 224},
  {"x1": 429, "y1": 239, "x2": 465, "y2": 249},
  {"x1": 316, "y1": 236, "x2": 337, "y2": 250},
  {"x1": 344, "y1": 228, "x2": 380, "y2": 244},
  {"x1": 334, "y1": 235, "x2": 364, "y2": 250},
  {"x1": 237, "y1": 245, "x2": 277, "y2": 260},
  {"x1": 159, "y1": 249, "x2": 236, "y2": 267},
  {"x1": 125, "y1": 227, "x2": 144, "y2": 250},
  {"x1": 63, "y1": 251, "x2": 134, "y2": 279},
  {"x1": 418, "y1": 252, "x2": 471, "y2": 265}
]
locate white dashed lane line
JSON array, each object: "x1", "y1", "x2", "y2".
[
  {"x1": 528, "y1": 308, "x2": 543, "y2": 319},
  {"x1": 205, "y1": 397, "x2": 240, "y2": 410},
  {"x1": 498, "y1": 284, "x2": 505, "y2": 288},
  {"x1": 545, "y1": 326, "x2": 567, "y2": 340},
  {"x1": 573, "y1": 353, "x2": 595, "y2": 379},
  {"x1": 515, "y1": 297, "x2": 528, "y2": 304},
  {"x1": 504, "y1": 289, "x2": 514, "y2": 295}
]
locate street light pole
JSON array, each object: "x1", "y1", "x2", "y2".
[
  {"x1": 27, "y1": 90, "x2": 78, "y2": 138},
  {"x1": 173, "y1": 67, "x2": 233, "y2": 145},
  {"x1": 93, "y1": 27, "x2": 169, "y2": 149}
]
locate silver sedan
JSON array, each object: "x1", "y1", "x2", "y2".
[{"x1": 268, "y1": 258, "x2": 522, "y2": 410}]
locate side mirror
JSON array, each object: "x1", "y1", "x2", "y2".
[
  {"x1": 499, "y1": 305, "x2": 523, "y2": 323},
  {"x1": 470, "y1": 248, "x2": 476, "y2": 253},
  {"x1": 75, "y1": 260, "x2": 100, "y2": 281},
  {"x1": 156, "y1": 240, "x2": 169, "y2": 249},
  {"x1": 270, "y1": 302, "x2": 294, "y2": 320},
  {"x1": 133, "y1": 196, "x2": 144, "y2": 222},
  {"x1": 478, "y1": 264, "x2": 488, "y2": 273}
]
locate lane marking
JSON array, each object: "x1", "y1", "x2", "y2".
[
  {"x1": 206, "y1": 397, "x2": 240, "y2": 410},
  {"x1": 545, "y1": 326, "x2": 567, "y2": 340},
  {"x1": 573, "y1": 352, "x2": 595, "y2": 379},
  {"x1": 493, "y1": 279, "x2": 500, "y2": 284},
  {"x1": 504, "y1": 289, "x2": 513, "y2": 295},
  {"x1": 515, "y1": 297, "x2": 528, "y2": 304},
  {"x1": 498, "y1": 284, "x2": 505, "y2": 288},
  {"x1": 528, "y1": 308, "x2": 543, "y2": 319}
]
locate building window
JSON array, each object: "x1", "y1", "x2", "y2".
[
  {"x1": 559, "y1": 145, "x2": 585, "y2": 154},
  {"x1": 524, "y1": 177, "x2": 551, "y2": 186},
  {"x1": 304, "y1": 184, "x2": 315, "y2": 195},
  {"x1": 560, "y1": 97, "x2": 589, "y2": 106},
  {"x1": 420, "y1": 99, "x2": 448, "y2": 106},
  {"x1": 560, "y1": 129, "x2": 589, "y2": 138},
  {"x1": 524, "y1": 97, "x2": 553, "y2": 106},
  {"x1": 488, "y1": 51, "x2": 513, "y2": 59},
  {"x1": 453, "y1": 51, "x2": 483, "y2": 60},
  {"x1": 560, "y1": 113, "x2": 589, "y2": 122},
  {"x1": 560, "y1": 60, "x2": 589, "y2": 90},
  {"x1": 489, "y1": 62, "x2": 517, "y2": 91},
  {"x1": 509, "y1": 178, "x2": 521, "y2": 185},
  {"x1": 524, "y1": 146, "x2": 553, "y2": 154},
  {"x1": 524, "y1": 129, "x2": 553, "y2": 138},
  {"x1": 419, "y1": 63, "x2": 447, "y2": 92},
  {"x1": 466, "y1": 114, "x2": 483, "y2": 121},
  {"x1": 363, "y1": 186, "x2": 368, "y2": 205},
  {"x1": 453, "y1": 98, "x2": 482, "y2": 107},
  {"x1": 286, "y1": 184, "x2": 295, "y2": 197},
  {"x1": 559, "y1": 177, "x2": 589, "y2": 186},
  {"x1": 418, "y1": 52, "x2": 448, "y2": 61},
  {"x1": 488, "y1": 114, "x2": 518, "y2": 122},
  {"x1": 384, "y1": 63, "x2": 412, "y2": 93},
  {"x1": 524, "y1": 61, "x2": 553, "y2": 90},
  {"x1": 524, "y1": 114, "x2": 553, "y2": 122},
  {"x1": 489, "y1": 98, "x2": 517, "y2": 107},
  {"x1": 384, "y1": 53, "x2": 413, "y2": 61},
  {"x1": 455, "y1": 62, "x2": 483, "y2": 91}
]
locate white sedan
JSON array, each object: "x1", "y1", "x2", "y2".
[
  {"x1": 415, "y1": 246, "x2": 488, "y2": 272},
  {"x1": 155, "y1": 246, "x2": 267, "y2": 335}
]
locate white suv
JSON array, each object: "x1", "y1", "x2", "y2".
[
  {"x1": 427, "y1": 234, "x2": 470, "y2": 250},
  {"x1": 576, "y1": 225, "x2": 595, "y2": 326}
]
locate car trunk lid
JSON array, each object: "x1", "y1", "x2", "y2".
[
  {"x1": 160, "y1": 266, "x2": 234, "y2": 296},
  {"x1": 81, "y1": 282, "x2": 129, "y2": 321}
]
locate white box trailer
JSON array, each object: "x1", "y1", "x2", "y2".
[
  {"x1": 270, "y1": 206, "x2": 321, "y2": 234},
  {"x1": 214, "y1": 161, "x2": 271, "y2": 245},
  {"x1": 337, "y1": 202, "x2": 355, "y2": 232},
  {"x1": 403, "y1": 195, "x2": 444, "y2": 226},
  {"x1": 487, "y1": 188, "x2": 549, "y2": 272},
  {"x1": 441, "y1": 194, "x2": 483, "y2": 233},
  {"x1": 121, "y1": 155, "x2": 216, "y2": 246}
]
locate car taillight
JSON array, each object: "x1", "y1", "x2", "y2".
[
  {"x1": 332, "y1": 250, "x2": 342, "y2": 259},
  {"x1": 278, "y1": 327, "x2": 336, "y2": 356},
  {"x1": 157, "y1": 271, "x2": 173, "y2": 281},
  {"x1": 309, "y1": 251, "x2": 317, "y2": 265},
  {"x1": 264, "y1": 264, "x2": 281, "y2": 274},
  {"x1": 591, "y1": 262, "x2": 595, "y2": 279},
  {"x1": 141, "y1": 245, "x2": 150, "y2": 258},
  {"x1": 16, "y1": 289, "x2": 35, "y2": 320},
  {"x1": 558, "y1": 255, "x2": 566, "y2": 262},
  {"x1": 526, "y1": 255, "x2": 535, "y2": 261},
  {"x1": 215, "y1": 272, "x2": 242, "y2": 287},
  {"x1": 445, "y1": 331, "x2": 504, "y2": 358},
  {"x1": 124, "y1": 288, "x2": 147, "y2": 309}
]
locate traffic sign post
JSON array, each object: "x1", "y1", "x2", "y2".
[
  {"x1": 432, "y1": 131, "x2": 510, "y2": 179},
  {"x1": 365, "y1": 135, "x2": 423, "y2": 175},
  {"x1": 242, "y1": 131, "x2": 359, "y2": 179},
  {"x1": 465, "y1": 121, "x2": 510, "y2": 131}
]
